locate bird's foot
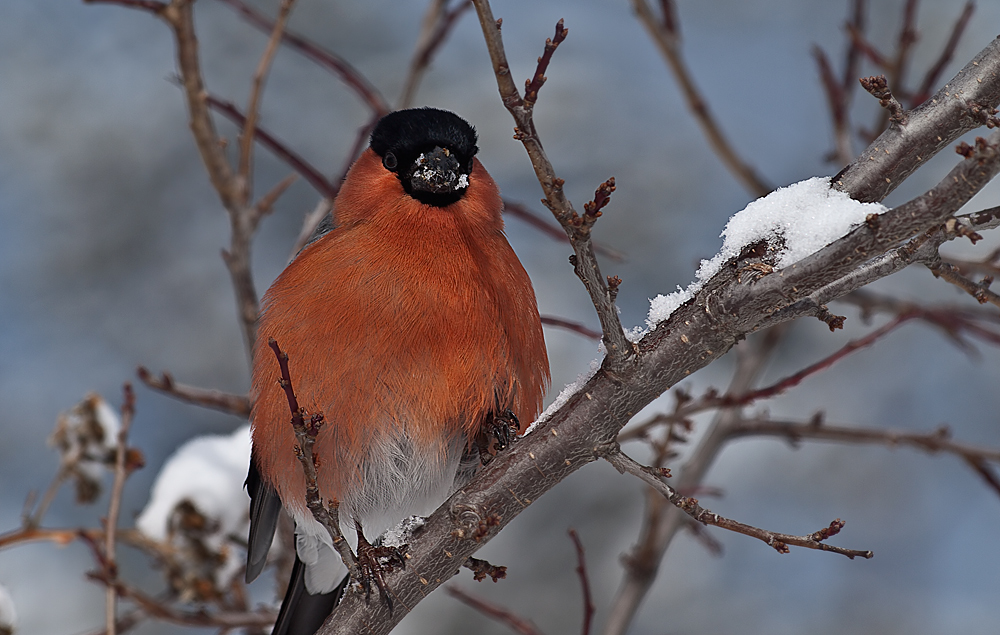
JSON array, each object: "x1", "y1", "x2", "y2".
[
  {"x1": 355, "y1": 528, "x2": 407, "y2": 611},
  {"x1": 478, "y1": 408, "x2": 521, "y2": 465}
]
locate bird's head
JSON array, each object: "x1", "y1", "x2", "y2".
[{"x1": 369, "y1": 108, "x2": 479, "y2": 207}]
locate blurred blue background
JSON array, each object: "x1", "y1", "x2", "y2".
[{"x1": 2, "y1": 0, "x2": 1000, "y2": 633}]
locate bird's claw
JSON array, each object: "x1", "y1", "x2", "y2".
[
  {"x1": 478, "y1": 408, "x2": 521, "y2": 465},
  {"x1": 355, "y1": 532, "x2": 407, "y2": 611}
]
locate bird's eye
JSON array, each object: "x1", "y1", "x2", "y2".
[{"x1": 383, "y1": 152, "x2": 398, "y2": 171}]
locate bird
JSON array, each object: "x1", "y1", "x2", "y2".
[{"x1": 245, "y1": 107, "x2": 550, "y2": 635}]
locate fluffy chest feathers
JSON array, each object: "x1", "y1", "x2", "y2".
[{"x1": 250, "y1": 176, "x2": 547, "y2": 513}]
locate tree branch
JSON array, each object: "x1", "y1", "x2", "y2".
[
  {"x1": 602, "y1": 447, "x2": 872, "y2": 559},
  {"x1": 470, "y1": 2, "x2": 632, "y2": 370},
  {"x1": 136, "y1": 366, "x2": 251, "y2": 417},
  {"x1": 631, "y1": 0, "x2": 772, "y2": 197},
  {"x1": 313, "y1": 29, "x2": 1000, "y2": 635}
]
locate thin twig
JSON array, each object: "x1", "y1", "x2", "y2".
[
  {"x1": 136, "y1": 366, "x2": 251, "y2": 417},
  {"x1": 814, "y1": 45, "x2": 854, "y2": 166},
  {"x1": 631, "y1": 0, "x2": 772, "y2": 197},
  {"x1": 911, "y1": 1, "x2": 975, "y2": 106},
  {"x1": 471, "y1": 1, "x2": 632, "y2": 369},
  {"x1": 603, "y1": 447, "x2": 873, "y2": 559},
  {"x1": 213, "y1": 0, "x2": 390, "y2": 116},
  {"x1": 503, "y1": 200, "x2": 625, "y2": 262},
  {"x1": 238, "y1": 0, "x2": 297, "y2": 203},
  {"x1": 928, "y1": 261, "x2": 1000, "y2": 309},
  {"x1": 205, "y1": 91, "x2": 337, "y2": 192},
  {"x1": 445, "y1": 586, "x2": 544, "y2": 635},
  {"x1": 398, "y1": 0, "x2": 473, "y2": 109},
  {"x1": 267, "y1": 338, "x2": 358, "y2": 578},
  {"x1": 567, "y1": 530, "x2": 594, "y2": 635},
  {"x1": 731, "y1": 418, "x2": 1000, "y2": 463},
  {"x1": 105, "y1": 384, "x2": 137, "y2": 635},
  {"x1": 540, "y1": 316, "x2": 602, "y2": 340},
  {"x1": 83, "y1": 0, "x2": 166, "y2": 13},
  {"x1": 606, "y1": 329, "x2": 785, "y2": 635}
]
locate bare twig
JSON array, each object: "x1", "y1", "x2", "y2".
[
  {"x1": 911, "y1": 1, "x2": 975, "y2": 106},
  {"x1": 540, "y1": 316, "x2": 602, "y2": 340},
  {"x1": 398, "y1": 0, "x2": 473, "y2": 109},
  {"x1": 814, "y1": 45, "x2": 855, "y2": 165},
  {"x1": 731, "y1": 417, "x2": 1000, "y2": 463},
  {"x1": 607, "y1": 329, "x2": 785, "y2": 635},
  {"x1": 104, "y1": 383, "x2": 137, "y2": 635},
  {"x1": 503, "y1": 200, "x2": 625, "y2": 262},
  {"x1": 631, "y1": 0, "x2": 772, "y2": 197},
  {"x1": 928, "y1": 261, "x2": 1000, "y2": 309},
  {"x1": 84, "y1": 0, "x2": 166, "y2": 13},
  {"x1": 603, "y1": 447, "x2": 873, "y2": 559},
  {"x1": 238, "y1": 0, "x2": 297, "y2": 203},
  {"x1": 267, "y1": 338, "x2": 358, "y2": 578},
  {"x1": 471, "y1": 1, "x2": 632, "y2": 369},
  {"x1": 205, "y1": 94, "x2": 336, "y2": 198},
  {"x1": 567, "y1": 530, "x2": 594, "y2": 635},
  {"x1": 445, "y1": 586, "x2": 544, "y2": 635},
  {"x1": 213, "y1": 0, "x2": 390, "y2": 116},
  {"x1": 136, "y1": 366, "x2": 251, "y2": 417}
]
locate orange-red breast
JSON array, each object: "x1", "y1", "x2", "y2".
[{"x1": 245, "y1": 108, "x2": 550, "y2": 635}]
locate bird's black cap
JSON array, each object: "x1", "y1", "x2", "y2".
[{"x1": 370, "y1": 108, "x2": 479, "y2": 207}]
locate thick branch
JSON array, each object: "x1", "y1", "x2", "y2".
[
  {"x1": 315, "y1": 27, "x2": 1000, "y2": 635},
  {"x1": 833, "y1": 35, "x2": 1000, "y2": 202}
]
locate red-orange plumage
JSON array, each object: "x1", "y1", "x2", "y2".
[{"x1": 250, "y1": 148, "x2": 549, "y2": 521}]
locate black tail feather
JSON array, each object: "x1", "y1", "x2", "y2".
[{"x1": 272, "y1": 556, "x2": 349, "y2": 635}]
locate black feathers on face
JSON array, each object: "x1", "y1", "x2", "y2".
[{"x1": 370, "y1": 108, "x2": 479, "y2": 207}]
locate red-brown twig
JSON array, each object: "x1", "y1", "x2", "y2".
[
  {"x1": 911, "y1": 1, "x2": 975, "y2": 106},
  {"x1": 84, "y1": 0, "x2": 166, "y2": 12},
  {"x1": 731, "y1": 418, "x2": 1000, "y2": 463},
  {"x1": 205, "y1": 93, "x2": 337, "y2": 198},
  {"x1": 813, "y1": 45, "x2": 854, "y2": 166},
  {"x1": 104, "y1": 383, "x2": 137, "y2": 635},
  {"x1": 213, "y1": 0, "x2": 390, "y2": 116},
  {"x1": 523, "y1": 19, "x2": 568, "y2": 108},
  {"x1": 136, "y1": 366, "x2": 251, "y2": 417},
  {"x1": 267, "y1": 338, "x2": 358, "y2": 578},
  {"x1": 567, "y1": 529, "x2": 594, "y2": 635},
  {"x1": 540, "y1": 316, "x2": 602, "y2": 340},
  {"x1": 398, "y1": 0, "x2": 473, "y2": 109},
  {"x1": 445, "y1": 586, "x2": 544, "y2": 635},
  {"x1": 603, "y1": 447, "x2": 873, "y2": 559},
  {"x1": 631, "y1": 0, "x2": 771, "y2": 197},
  {"x1": 733, "y1": 312, "x2": 913, "y2": 404}
]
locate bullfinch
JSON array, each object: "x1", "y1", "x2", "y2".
[{"x1": 245, "y1": 107, "x2": 550, "y2": 635}]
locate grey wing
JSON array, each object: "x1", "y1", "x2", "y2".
[{"x1": 245, "y1": 455, "x2": 284, "y2": 583}]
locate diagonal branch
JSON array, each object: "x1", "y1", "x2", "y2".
[
  {"x1": 602, "y1": 447, "x2": 872, "y2": 559},
  {"x1": 237, "y1": 0, "x2": 297, "y2": 203},
  {"x1": 213, "y1": 0, "x2": 390, "y2": 116},
  {"x1": 398, "y1": 0, "x2": 473, "y2": 109},
  {"x1": 471, "y1": 0, "x2": 632, "y2": 371},
  {"x1": 136, "y1": 366, "x2": 251, "y2": 417},
  {"x1": 631, "y1": 0, "x2": 772, "y2": 197}
]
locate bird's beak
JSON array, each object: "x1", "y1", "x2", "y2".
[{"x1": 408, "y1": 146, "x2": 468, "y2": 195}]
